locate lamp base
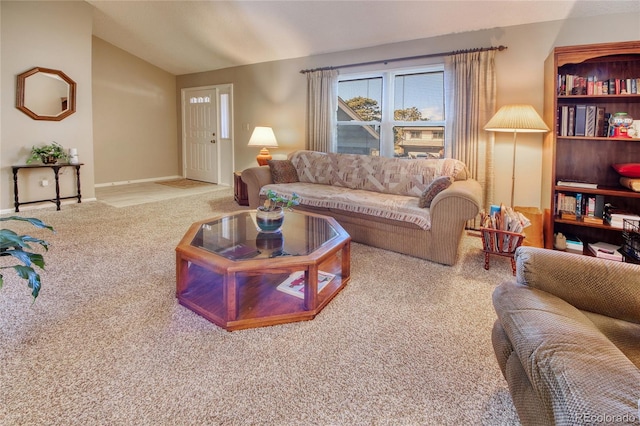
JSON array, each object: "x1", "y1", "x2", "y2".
[{"x1": 256, "y1": 148, "x2": 272, "y2": 166}]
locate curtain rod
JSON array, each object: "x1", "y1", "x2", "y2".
[{"x1": 299, "y1": 45, "x2": 507, "y2": 74}]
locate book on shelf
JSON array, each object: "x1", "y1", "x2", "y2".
[
  {"x1": 558, "y1": 73, "x2": 640, "y2": 96},
  {"x1": 585, "y1": 105, "x2": 596, "y2": 137},
  {"x1": 603, "y1": 204, "x2": 640, "y2": 229},
  {"x1": 557, "y1": 180, "x2": 598, "y2": 189},
  {"x1": 567, "y1": 105, "x2": 575, "y2": 136},
  {"x1": 595, "y1": 107, "x2": 606, "y2": 137},
  {"x1": 559, "y1": 105, "x2": 568, "y2": 136},
  {"x1": 574, "y1": 104, "x2": 587, "y2": 136},
  {"x1": 560, "y1": 211, "x2": 577, "y2": 221},
  {"x1": 276, "y1": 270, "x2": 335, "y2": 299},
  {"x1": 575, "y1": 193, "x2": 583, "y2": 217},
  {"x1": 603, "y1": 112, "x2": 612, "y2": 137},
  {"x1": 565, "y1": 234, "x2": 583, "y2": 254},
  {"x1": 587, "y1": 242, "x2": 623, "y2": 262}
]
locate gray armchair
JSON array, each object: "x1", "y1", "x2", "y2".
[{"x1": 492, "y1": 246, "x2": 640, "y2": 425}]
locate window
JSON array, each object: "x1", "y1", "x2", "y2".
[{"x1": 337, "y1": 65, "x2": 445, "y2": 158}]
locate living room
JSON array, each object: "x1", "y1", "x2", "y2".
[{"x1": 1, "y1": 1, "x2": 640, "y2": 424}]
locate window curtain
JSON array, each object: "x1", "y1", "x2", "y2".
[
  {"x1": 306, "y1": 69, "x2": 338, "y2": 152},
  {"x1": 444, "y1": 50, "x2": 496, "y2": 228}
]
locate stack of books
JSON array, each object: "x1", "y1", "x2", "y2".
[
  {"x1": 565, "y1": 234, "x2": 584, "y2": 254},
  {"x1": 587, "y1": 242, "x2": 623, "y2": 262},
  {"x1": 604, "y1": 204, "x2": 640, "y2": 229}
]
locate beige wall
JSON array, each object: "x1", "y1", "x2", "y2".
[
  {"x1": 1, "y1": 1, "x2": 94, "y2": 212},
  {"x1": 92, "y1": 37, "x2": 178, "y2": 185},
  {"x1": 177, "y1": 12, "x2": 640, "y2": 209}
]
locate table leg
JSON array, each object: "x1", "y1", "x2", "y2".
[
  {"x1": 226, "y1": 272, "x2": 238, "y2": 321},
  {"x1": 305, "y1": 266, "x2": 318, "y2": 311},
  {"x1": 342, "y1": 241, "x2": 351, "y2": 280},
  {"x1": 175, "y1": 254, "x2": 188, "y2": 297},
  {"x1": 53, "y1": 166, "x2": 62, "y2": 210},
  {"x1": 74, "y1": 165, "x2": 82, "y2": 203},
  {"x1": 12, "y1": 168, "x2": 20, "y2": 212}
]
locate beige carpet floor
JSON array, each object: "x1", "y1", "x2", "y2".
[{"x1": 0, "y1": 188, "x2": 520, "y2": 425}]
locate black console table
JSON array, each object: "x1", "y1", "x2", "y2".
[{"x1": 12, "y1": 163, "x2": 84, "y2": 212}]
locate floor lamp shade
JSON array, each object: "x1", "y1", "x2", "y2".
[
  {"x1": 484, "y1": 104, "x2": 549, "y2": 206},
  {"x1": 248, "y1": 126, "x2": 279, "y2": 166}
]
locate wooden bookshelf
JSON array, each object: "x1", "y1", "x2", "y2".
[{"x1": 542, "y1": 41, "x2": 640, "y2": 249}]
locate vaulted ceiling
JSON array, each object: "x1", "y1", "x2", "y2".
[{"x1": 88, "y1": 0, "x2": 640, "y2": 75}]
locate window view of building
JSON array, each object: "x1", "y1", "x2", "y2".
[{"x1": 336, "y1": 66, "x2": 444, "y2": 158}]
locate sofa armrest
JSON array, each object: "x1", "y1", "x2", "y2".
[
  {"x1": 514, "y1": 246, "x2": 640, "y2": 324},
  {"x1": 241, "y1": 166, "x2": 272, "y2": 208},
  {"x1": 426, "y1": 178, "x2": 482, "y2": 264}
]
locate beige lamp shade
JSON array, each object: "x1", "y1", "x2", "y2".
[
  {"x1": 484, "y1": 104, "x2": 549, "y2": 207},
  {"x1": 248, "y1": 126, "x2": 278, "y2": 166},
  {"x1": 484, "y1": 104, "x2": 549, "y2": 133}
]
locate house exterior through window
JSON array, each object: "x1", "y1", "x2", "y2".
[{"x1": 336, "y1": 65, "x2": 445, "y2": 158}]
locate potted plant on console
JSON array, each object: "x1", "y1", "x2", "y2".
[
  {"x1": 26, "y1": 141, "x2": 69, "y2": 164},
  {"x1": 256, "y1": 189, "x2": 300, "y2": 233}
]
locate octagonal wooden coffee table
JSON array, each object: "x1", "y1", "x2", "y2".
[{"x1": 175, "y1": 210, "x2": 351, "y2": 331}]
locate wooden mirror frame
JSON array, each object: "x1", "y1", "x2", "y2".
[{"x1": 16, "y1": 67, "x2": 76, "y2": 121}]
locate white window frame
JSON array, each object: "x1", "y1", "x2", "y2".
[{"x1": 337, "y1": 64, "x2": 445, "y2": 157}]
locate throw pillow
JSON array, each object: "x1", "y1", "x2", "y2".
[
  {"x1": 612, "y1": 163, "x2": 640, "y2": 178},
  {"x1": 418, "y1": 176, "x2": 453, "y2": 208},
  {"x1": 268, "y1": 160, "x2": 299, "y2": 184}
]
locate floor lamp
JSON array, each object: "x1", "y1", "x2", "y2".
[{"x1": 484, "y1": 104, "x2": 549, "y2": 207}]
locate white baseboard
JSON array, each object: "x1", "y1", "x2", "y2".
[{"x1": 94, "y1": 175, "x2": 183, "y2": 188}]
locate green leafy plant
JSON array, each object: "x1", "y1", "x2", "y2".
[
  {"x1": 261, "y1": 189, "x2": 300, "y2": 211},
  {"x1": 0, "y1": 216, "x2": 54, "y2": 299},
  {"x1": 26, "y1": 141, "x2": 69, "y2": 164}
]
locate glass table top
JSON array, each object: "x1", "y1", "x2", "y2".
[{"x1": 191, "y1": 211, "x2": 339, "y2": 260}]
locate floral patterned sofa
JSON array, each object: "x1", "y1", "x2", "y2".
[{"x1": 241, "y1": 150, "x2": 482, "y2": 265}]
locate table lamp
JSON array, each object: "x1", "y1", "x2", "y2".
[
  {"x1": 484, "y1": 104, "x2": 549, "y2": 207},
  {"x1": 248, "y1": 126, "x2": 278, "y2": 166}
]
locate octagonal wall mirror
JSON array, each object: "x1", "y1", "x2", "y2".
[{"x1": 16, "y1": 67, "x2": 76, "y2": 121}]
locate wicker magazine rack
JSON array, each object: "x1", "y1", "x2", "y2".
[
  {"x1": 621, "y1": 219, "x2": 640, "y2": 264},
  {"x1": 481, "y1": 228, "x2": 525, "y2": 275}
]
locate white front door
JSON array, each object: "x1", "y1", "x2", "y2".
[{"x1": 182, "y1": 85, "x2": 234, "y2": 185}]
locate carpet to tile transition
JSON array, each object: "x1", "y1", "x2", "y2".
[{"x1": 156, "y1": 178, "x2": 215, "y2": 189}]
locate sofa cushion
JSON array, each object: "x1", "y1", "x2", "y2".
[
  {"x1": 261, "y1": 182, "x2": 432, "y2": 230},
  {"x1": 327, "y1": 152, "x2": 364, "y2": 188},
  {"x1": 359, "y1": 156, "x2": 467, "y2": 197},
  {"x1": 289, "y1": 150, "x2": 333, "y2": 184},
  {"x1": 418, "y1": 176, "x2": 453, "y2": 208},
  {"x1": 288, "y1": 150, "x2": 468, "y2": 197},
  {"x1": 267, "y1": 160, "x2": 299, "y2": 184}
]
